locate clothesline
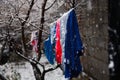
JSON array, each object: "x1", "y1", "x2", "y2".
[
  {"x1": 29, "y1": 2, "x2": 85, "y2": 35},
  {"x1": 28, "y1": 2, "x2": 85, "y2": 48}
]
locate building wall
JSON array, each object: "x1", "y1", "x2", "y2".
[{"x1": 75, "y1": 0, "x2": 109, "y2": 80}]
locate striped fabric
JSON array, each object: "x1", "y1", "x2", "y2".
[{"x1": 44, "y1": 8, "x2": 84, "y2": 79}]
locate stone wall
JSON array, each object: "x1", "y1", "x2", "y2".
[{"x1": 75, "y1": 0, "x2": 109, "y2": 80}]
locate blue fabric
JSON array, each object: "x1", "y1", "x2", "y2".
[
  {"x1": 44, "y1": 37, "x2": 55, "y2": 64},
  {"x1": 64, "y1": 9, "x2": 83, "y2": 78},
  {"x1": 44, "y1": 23, "x2": 56, "y2": 65}
]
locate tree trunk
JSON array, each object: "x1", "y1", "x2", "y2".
[{"x1": 37, "y1": 0, "x2": 48, "y2": 61}]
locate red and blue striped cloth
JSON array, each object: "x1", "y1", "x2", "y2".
[{"x1": 44, "y1": 8, "x2": 84, "y2": 79}]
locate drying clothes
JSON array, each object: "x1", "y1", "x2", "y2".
[
  {"x1": 55, "y1": 9, "x2": 84, "y2": 78},
  {"x1": 31, "y1": 31, "x2": 39, "y2": 53},
  {"x1": 64, "y1": 8, "x2": 83, "y2": 78},
  {"x1": 55, "y1": 19, "x2": 62, "y2": 64},
  {"x1": 44, "y1": 37, "x2": 55, "y2": 64},
  {"x1": 44, "y1": 8, "x2": 84, "y2": 79},
  {"x1": 44, "y1": 23, "x2": 56, "y2": 64},
  {"x1": 59, "y1": 11, "x2": 70, "y2": 72}
]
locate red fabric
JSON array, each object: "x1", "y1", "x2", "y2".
[
  {"x1": 55, "y1": 19, "x2": 62, "y2": 64},
  {"x1": 31, "y1": 40, "x2": 35, "y2": 46},
  {"x1": 31, "y1": 31, "x2": 39, "y2": 54},
  {"x1": 31, "y1": 39, "x2": 38, "y2": 53}
]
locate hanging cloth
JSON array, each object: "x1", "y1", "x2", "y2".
[
  {"x1": 31, "y1": 31, "x2": 39, "y2": 53},
  {"x1": 63, "y1": 9, "x2": 84, "y2": 78},
  {"x1": 44, "y1": 37, "x2": 55, "y2": 64},
  {"x1": 55, "y1": 19, "x2": 62, "y2": 64},
  {"x1": 43, "y1": 8, "x2": 84, "y2": 79},
  {"x1": 44, "y1": 23, "x2": 56, "y2": 64}
]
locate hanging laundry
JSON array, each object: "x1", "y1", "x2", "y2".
[
  {"x1": 58, "y1": 11, "x2": 70, "y2": 72},
  {"x1": 44, "y1": 8, "x2": 84, "y2": 79},
  {"x1": 63, "y1": 8, "x2": 84, "y2": 78},
  {"x1": 44, "y1": 23, "x2": 56, "y2": 64},
  {"x1": 55, "y1": 19, "x2": 62, "y2": 64},
  {"x1": 31, "y1": 31, "x2": 39, "y2": 53}
]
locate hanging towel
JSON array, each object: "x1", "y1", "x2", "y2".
[
  {"x1": 44, "y1": 23, "x2": 56, "y2": 64},
  {"x1": 44, "y1": 37, "x2": 55, "y2": 64}
]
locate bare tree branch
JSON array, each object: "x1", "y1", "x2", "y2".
[
  {"x1": 21, "y1": 0, "x2": 35, "y2": 26},
  {"x1": 15, "y1": 48, "x2": 62, "y2": 80},
  {"x1": 36, "y1": 5, "x2": 42, "y2": 10},
  {"x1": 21, "y1": 0, "x2": 35, "y2": 53},
  {"x1": 41, "y1": 65, "x2": 60, "y2": 80},
  {"x1": 72, "y1": 0, "x2": 75, "y2": 8},
  {"x1": 17, "y1": 1, "x2": 27, "y2": 15},
  {"x1": 37, "y1": 0, "x2": 48, "y2": 61},
  {"x1": 45, "y1": 0, "x2": 57, "y2": 11},
  {"x1": 45, "y1": 65, "x2": 60, "y2": 73},
  {"x1": 15, "y1": 51, "x2": 42, "y2": 79},
  {"x1": 17, "y1": 17, "x2": 49, "y2": 35},
  {"x1": 15, "y1": 51, "x2": 44, "y2": 69}
]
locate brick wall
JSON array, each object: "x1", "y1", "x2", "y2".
[{"x1": 75, "y1": 0, "x2": 109, "y2": 80}]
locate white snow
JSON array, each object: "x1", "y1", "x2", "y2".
[
  {"x1": 40, "y1": 55, "x2": 65, "y2": 80},
  {"x1": 0, "y1": 62, "x2": 36, "y2": 80},
  {"x1": 45, "y1": 68, "x2": 64, "y2": 80},
  {"x1": 108, "y1": 61, "x2": 114, "y2": 69},
  {"x1": 0, "y1": 55, "x2": 94, "y2": 80},
  {"x1": 0, "y1": 55, "x2": 65, "y2": 80},
  {"x1": 109, "y1": 54, "x2": 113, "y2": 59}
]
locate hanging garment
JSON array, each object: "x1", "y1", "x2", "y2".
[
  {"x1": 44, "y1": 37, "x2": 55, "y2": 64},
  {"x1": 57, "y1": 8, "x2": 84, "y2": 78},
  {"x1": 44, "y1": 8, "x2": 84, "y2": 79},
  {"x1": 31, "y1": 31, "x2": 39, "y2": 53},
  {"x1": 44, "y1": 23, "x2": 56, "y2": 64},
  {"x1": 55, "y1": 19, "x2": 62, "y2": 64},
  {"x1": 59, "y1": 11, "x2": 70, "y2": 72}
]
